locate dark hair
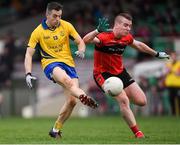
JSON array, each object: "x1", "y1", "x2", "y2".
[
  {"x1": 115, "y1": 13, "x2": 133, "y2": 21},
  {"x1": 46, "y1": 2, "x2": 63, "y2": 12}
]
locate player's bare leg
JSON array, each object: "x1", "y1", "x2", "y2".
[
  {"x1": 56, "y1": 96, "x2": 77, "y2": 123},
  {"x1": 115, "y1": 90, "x2": 144, "y2": 138},
  {"x1": 50, "y1": 86, "x2": 77, "y2": 138},
  {"x1": 124, "y1": 82, "x2": 147, "y2": 106},
  {"x1": 49, "y1": 68, "x2": 98, "y2": 138},
  {"x1": 57, "y1": 80, "x2": 79, "y2": 124},
  {"x1": 115, "y1": 90, "x2": 136, "y2": 126},
  {"x1": 53, "y1": 79, "x2": 80, "y2": 130},
  {"x1": 52, "y1": 67, "x2": 98, "y2": 108},
  {"x1": 49, "y1": 69, "x2": 97, "y2": 138}
]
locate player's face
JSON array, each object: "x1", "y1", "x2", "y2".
[
  {"x1": 113, "y1": 17, "x2": 132, "y2": 37},
  {"x1": 46, "y1": 9, "x2": 62, "y2": 27}
]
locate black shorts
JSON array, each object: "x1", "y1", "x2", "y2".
[{"x1": 93, "y1": 68, "x2": 135, "y2": 92}]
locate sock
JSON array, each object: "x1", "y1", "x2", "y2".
[
  {"x1": 130, "y1": 125, "x2": 139, "y2": 134},
  {"x1": 53, "y1": 121, "x2": 63, "y2": 132}
]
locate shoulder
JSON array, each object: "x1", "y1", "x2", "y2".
[
  {"x1": 124, "y1": 34, "x2": 134, "y2": 40},
  {"x1": 174, "y1": 61, "x2": 180, "y2": 67},
  {"x1": 60, "y1": 19, "x2": 73, "y2": 27},
  {"x1": 60, "y1": 19, "x2": 75, "y2": 31},
  {"x1": 97, "y1": 32, "x2": 113, "y2": 40},
  {"x1": 31, "y1": 24, "x2": 43, "y2": 35},
  {"x1": 97, "y1": 32, "x2": 112, "y2": 37},
  {"x1": 122, "y1": 34, "x2": 134, "y2": 44},
  {"x1": 95, "y1": 32, "x2": 113, "y2": 47}
]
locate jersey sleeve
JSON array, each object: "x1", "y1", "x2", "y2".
[
  {"x1": 96, "y1": 33, "x2": 105, "y2": 42},
  {"x1": 28, "y1": 29, "x2": 39, "y2": 49},
  {"x1": 67, "y1": 22, "x2": 79, "y2": 40},
  {"x1": 96, "y1": 33, "x2": 105, "y2": 47}
]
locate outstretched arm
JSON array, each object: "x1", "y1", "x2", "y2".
[
  {"x1": 83, "y1": 17, "x2": 110, "y2": 44},
  {"x1": 83, "y1": 30, "x2": 100, "y2": 44},
  {"x1": 130, "y1": 39, "x2": 169, "y2": 59}
]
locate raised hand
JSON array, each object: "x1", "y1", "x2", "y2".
[{"x1": 97, "y1": 17, "x2": 110, "y2": 33}]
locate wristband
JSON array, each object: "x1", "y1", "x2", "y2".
[
  {"x1": 95, "y1": 29, "x2": 100, "y2": 33},
  {"x1": 155, "y1": 52, "x2": 159, "y2": 57}
]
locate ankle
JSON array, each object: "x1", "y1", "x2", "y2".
[
  {"x1": 130, "y1": 125, "x2": 139, "y2": 134},
  {"x1": 53, "y1": 121, "x2": 63, "y2": 131}
]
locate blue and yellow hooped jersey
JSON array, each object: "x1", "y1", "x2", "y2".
[{"x1": 28, "y1": 19, "x2": 79, "y2": 70}]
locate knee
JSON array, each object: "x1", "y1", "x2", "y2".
[{"x1": 138, "y1": 97, "x2": 147, "y2": 106}]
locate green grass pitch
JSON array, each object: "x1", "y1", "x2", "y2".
[{"x1": 0, "y1": 116, "x2": 179, "y2": 144}]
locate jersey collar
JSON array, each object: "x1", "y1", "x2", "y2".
[
  {"x1": 41, "y1": 18, "x2": 61, "y2": 30},
  {"x1": 42, "y1": 18, "x2": 49, "y2": 30}
]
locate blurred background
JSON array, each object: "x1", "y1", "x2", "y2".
[{"x1": 0, "y1": 0, "x2": 179, "y2": 118}]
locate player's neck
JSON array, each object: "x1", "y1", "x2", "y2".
[
  {"x1": 113, "y1": 30, "x2": 122, "y2": 39},
  {"x1": 46, "y1": 20, "x2": 57, "y2": 30}
]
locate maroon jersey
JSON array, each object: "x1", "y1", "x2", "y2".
[{"x1": 93, "y1": 32, "x2": 134, "y2": 75}]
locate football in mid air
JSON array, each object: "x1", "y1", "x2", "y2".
[{"x1": 102, "y1": 77, "x2": 124, "y2": 97}]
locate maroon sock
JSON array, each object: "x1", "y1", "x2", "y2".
[{"x1": 130, "y1": 125, "x2": 139, "y2": 134}]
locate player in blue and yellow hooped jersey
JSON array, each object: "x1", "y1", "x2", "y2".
[{"x1": 24, "y1": 2, "x2": 98, "y2": 139}]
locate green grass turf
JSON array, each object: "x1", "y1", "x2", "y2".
[{"x1": 0, "y1": 116, "x2": 179, "y2": 144}]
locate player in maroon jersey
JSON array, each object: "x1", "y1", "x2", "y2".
[{"x1": 83, "y1": 13, "x2": 169, "y2": 138}]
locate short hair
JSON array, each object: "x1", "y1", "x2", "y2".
[
  {"x1": 115, "y1": 13, "x2": 133, "y2": 23},
  {"x1": 46, "y1": 2, "x2": 63, "y2": 12}
]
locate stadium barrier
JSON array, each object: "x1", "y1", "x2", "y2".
[{"x1": 1, "y1": 78, "x2": 37, "y2": 117}]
